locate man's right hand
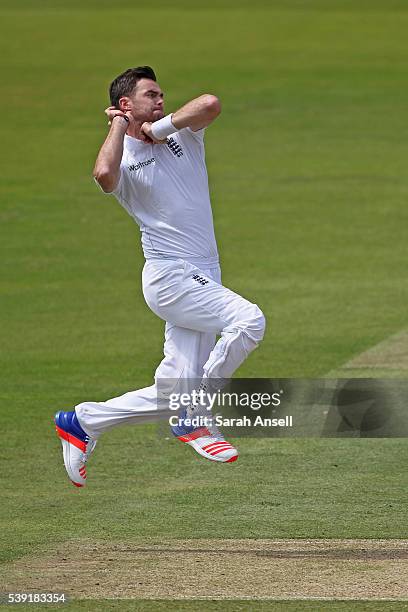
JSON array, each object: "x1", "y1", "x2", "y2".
[
  {"x1": 105, "y1": 106, "x2": 130, "y2": 129},
  {"x1": 104, "y1": 107, "x2": 155, "y2": 144}
]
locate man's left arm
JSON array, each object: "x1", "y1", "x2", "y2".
[
  {"x1": 142, "y1": 95, "x2": 221, "y2": 142},
  {"x1": 172, "y1": 94, "x2": 221, "y2": 131}
]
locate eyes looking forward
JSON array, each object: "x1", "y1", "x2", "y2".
[{"x1": 145, "y1": 89, "x2": 164, "y2": 102}]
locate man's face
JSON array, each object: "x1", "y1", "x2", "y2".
[{"x1": 121, "y1": 78, "x2": 165, "y2": 123}]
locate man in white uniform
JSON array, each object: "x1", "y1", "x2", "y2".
[{"x1": 54, "y1": 66, "x2": 265, "y2": 487}]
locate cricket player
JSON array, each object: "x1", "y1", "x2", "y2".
[{"x1": 54, "y1": 66, "x2": 265, "y2": 487}]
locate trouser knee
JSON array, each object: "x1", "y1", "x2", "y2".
[
  {"x1": 244, "y1": 304, "x2": 266, "y2": 345},
  {"x1": 204, "y1": 305, "x2": 265, "y2": 380}
]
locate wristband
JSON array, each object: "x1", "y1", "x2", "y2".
[{"x1": 151, "y1": 114, "x2": 177, "y2": 140}]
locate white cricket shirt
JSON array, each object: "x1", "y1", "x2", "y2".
[{"x1": 109, "y1": 127, "x2": 219, "y2": 266}]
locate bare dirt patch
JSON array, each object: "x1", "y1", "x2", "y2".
[{"x1": 1, "y1": 539, "x2": 408, "y2": 600}]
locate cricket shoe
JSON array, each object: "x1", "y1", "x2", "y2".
[
  {"x1": 54, "y1": 410, "x2": 97, "y2": 487},
  {"x1": 171, "y1": 409, "x2": 238, "y2": 463}
]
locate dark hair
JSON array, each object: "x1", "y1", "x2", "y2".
[{"x1": 109, "y1": 66, "x2": 157, "y2": 108}]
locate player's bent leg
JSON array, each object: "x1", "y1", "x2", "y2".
[
  {"x1": 54, "y1": 410, "x2": 97, "y2": 488},
  {"x1": 174, "y1": 304, "x2": 264, "y2": 463},
  {"x1": 144, "y1": 259, "x2": 266, "y2": 379},
  {"x1": 143, "y1": 260, "x2": 265, "y2": 462},
  {"x1": 56, "y1": 260, "x2": 263, "y2": 476},
  {"x1": 154, "y1": 318, "x2": 240, "y2": 462},
  {"x1": 203, "y1": 303, "x2": 266, "y2": 380}
]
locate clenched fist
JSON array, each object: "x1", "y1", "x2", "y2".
[{"x1": 141, "y1": 122, "x2": 168, "y2": 144}]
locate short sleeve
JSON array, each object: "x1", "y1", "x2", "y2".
[
  {"x1": 93, "y1": 165, "x2": 125, "y2": 197},
  {"x1": 93, "y1": 165, "x2": 135, "y2": 218},
  {"x1": 110, "y1": 166, "x2": 125, "y2": 198},
  {"x1": 180, "y1": 126, "x2": 206, "y2": 143}
]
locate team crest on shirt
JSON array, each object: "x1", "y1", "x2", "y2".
[
  {"x1": 166, "y1": 137, "x2": 183, "y2": 157},
  {"x1": 192, "y1": 274, "x2": 209, "y2": 286}
]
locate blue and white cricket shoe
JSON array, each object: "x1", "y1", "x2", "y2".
[
  {"x1": 171, "y1": 409, "x2": 238, "y2": 463},
  {"x1": 54, "y1": 411, "x2": 97, "y2": 487}
]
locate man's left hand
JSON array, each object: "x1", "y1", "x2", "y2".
[{"x1": 141, "y1": 122, "x2": 168, "y2": 144}]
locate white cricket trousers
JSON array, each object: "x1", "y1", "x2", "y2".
[{"x1": 76, "y1": 258, "x2": 265, "y2": 438}]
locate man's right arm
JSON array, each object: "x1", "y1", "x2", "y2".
[{"x1": 93, "y1": 115, "x2": 129, "y2": 193}]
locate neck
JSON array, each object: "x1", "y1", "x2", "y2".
[{"x1": 126, "y1": 120, "x2": 145, "y2": 141}]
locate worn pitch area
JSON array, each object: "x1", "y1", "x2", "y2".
[
  {"x1": 1, "y1": 539, "x2": 407, "y2": 600},
  {"x1": 329, "y1": 330, "x2": 408, "y2": 378}
]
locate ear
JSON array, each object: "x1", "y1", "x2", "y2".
[{"x1": 118, "y1": 96, "x2": 132, "y2": 112}]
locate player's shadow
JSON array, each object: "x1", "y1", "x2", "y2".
[{"x1": 322, "y1": 378, "x2": 393, "y2": 437}]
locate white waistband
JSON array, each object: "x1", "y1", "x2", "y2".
[{"x1": 145, "y1": 254, "x2": 219, "y2": 267}]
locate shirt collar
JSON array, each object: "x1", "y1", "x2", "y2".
[{"x1": 124, "y1": 134, "x2": 149, "y2": 152}]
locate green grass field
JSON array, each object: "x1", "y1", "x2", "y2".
[{"x1": 1, "y1": 0, "x2": 408, "y2": 609}]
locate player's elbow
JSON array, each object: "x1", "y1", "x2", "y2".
[
  {"x1": 93, "y1": 167, "x2": 118, "y2": 193},
  {"x1": 202, "y1": 94, "x2": 221, "y2": 119}
]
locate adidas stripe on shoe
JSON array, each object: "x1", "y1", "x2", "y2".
[{"x1": 171, "y1": 409, "x2": 238, "y2": 463}]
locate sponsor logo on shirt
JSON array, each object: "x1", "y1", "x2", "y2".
[
  {"x1": 128, "y1": 158, "x2": 155, "y2": 171},
  {"x1": 166, "y1": 137, "x2": 183, "y2": 157}
]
